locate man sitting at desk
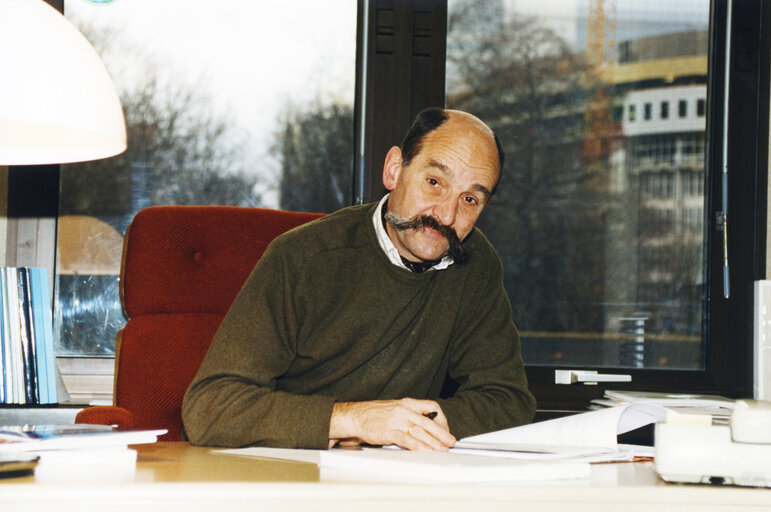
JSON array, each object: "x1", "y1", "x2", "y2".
[{"x1": 182, "y1": 108, "x2": 536, "y2": 451}]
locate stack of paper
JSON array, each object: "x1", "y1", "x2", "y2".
[
  {"x1": 592, "y1": 390, "x2": 734, "y2": 422},
  {"x1": 0, "y1": 424, "x2": 166, "y2": 482}
]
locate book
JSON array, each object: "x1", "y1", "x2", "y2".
[
  {"x1": 0, "y1": 267, "x2": 58, "y2": 404},
  {"x1": 30, "y1": 268, "x2": 56, "y2": 404},
  {"x1": 0, "y1": 269, "x2": 5, "y2": 404},
  {"x1": 3, "y1": 268, "x2": 24, "y2": 404},
  {"x1": 17, "y1": 268, "x2": 37, "y2": 404}
]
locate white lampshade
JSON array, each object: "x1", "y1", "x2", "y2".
[{"x1": 0, "y1": 0, "x2": 127, "y2": 165}]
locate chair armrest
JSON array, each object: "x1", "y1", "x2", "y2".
[{"x1": 75, "y1": 406, "x2": 135, "y2": 430}]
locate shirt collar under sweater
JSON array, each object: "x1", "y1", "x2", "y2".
[{"x1": 372, "y1": 194, "x2": 453, "y2": 273}]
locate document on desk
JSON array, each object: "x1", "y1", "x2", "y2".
[
  {"x1": 318, "y1": 448, "x2": 591, "y2": 483},
  {"x1": 215, "y1": 447, "x2": 591, "y2": 483},
  {"x1": 454, "y1": 403, "x2": 668, "y2": 461}
]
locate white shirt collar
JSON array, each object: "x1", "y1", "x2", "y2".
[{"x1": 372, "y1": 194, "x2": 453, "y2": 272}]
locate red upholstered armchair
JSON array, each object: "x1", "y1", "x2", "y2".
[{"x1": 74, "y1": 206, "x2": 324, "y2": 440}]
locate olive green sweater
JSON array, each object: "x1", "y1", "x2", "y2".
[{"x1": 181, "y1": 202, "x2": 535, "y2": 448}]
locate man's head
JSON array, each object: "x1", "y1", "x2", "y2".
[{"x1": 382, "y1": 108, "x2": 503, "y2": 265}]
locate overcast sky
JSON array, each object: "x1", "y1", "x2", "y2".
[{"x1": 66, "y1": 0, "x2": 358, "y2": 205}]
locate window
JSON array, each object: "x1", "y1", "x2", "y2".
[
  {"x1": 447, "y1": 0, "x2": 709, "y2": 370},
  {"x1": 445, "y1": 0, "x2": 767, "y2": 407},
  {"x1": 7, "y1": 0, "x2": 767, "y2": 408},
  {"x1": 56, "y1": 1, "x2": 358, "y2": 357}
]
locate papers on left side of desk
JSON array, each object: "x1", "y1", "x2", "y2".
[{"x1": 0, "y1": 424, "x2": 166, "y2": 482}]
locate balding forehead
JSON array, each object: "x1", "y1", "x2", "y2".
[{"x1": 445, "y1": 110, "x2": 494, "y2": 134}]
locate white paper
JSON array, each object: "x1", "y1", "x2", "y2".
[
  {"x1": 215, "y1": 446, "x2": 322, "y2": 464},
  {"x1": 318, "y1": 448, "x2": 591, "y2": 483},
  {"x1": 456, "y1": 403, "x2": 668, "y2": 456},
  {"x1": 0, "y1": 425, "x2": 167, "y2": 453}
]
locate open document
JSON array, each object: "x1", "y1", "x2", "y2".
[
  {"x1": 454, "y1": 403, "x2": 668, "y2": 462},
  {"x1": 216, "y1": 404, "x2": 669, "y2": 482},
  {"x1": 317, "y1": 447, "x2": 591, "y2": 483},
  {"x1": 217, "y1": 446, "x2": 591, "y2": 484}
]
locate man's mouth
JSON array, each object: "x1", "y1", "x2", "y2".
[{"x1": 384, "y1": 211, "x2": 470, "y2": 265}]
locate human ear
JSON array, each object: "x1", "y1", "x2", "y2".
[{"x1": 381, "y1": 146, "x2": 402, "y2": 191}]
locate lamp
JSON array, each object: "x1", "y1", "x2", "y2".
[{"x1": 0, "y1": 0, "x2": 127, "y2": 165}]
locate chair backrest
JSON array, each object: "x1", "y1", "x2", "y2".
[{"x1": 115, "y1": 205, "x2": 324, "y2": 440}]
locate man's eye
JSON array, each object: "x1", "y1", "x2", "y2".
[
  {"x1": 427, "y1": 178, "x2": 439, "y2": 186},
  {"x1": 463, "y1": 196, "x2": 479, "y2": 206}
]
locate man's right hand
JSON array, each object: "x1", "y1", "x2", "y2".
[{"x1": 328, "y1": 398, "x2": 456, "y2": 451}]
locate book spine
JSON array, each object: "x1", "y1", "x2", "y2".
[
  {"x1": 30, "y1": 268, "x2": 49, "y2": 404},
  {"x1": 41, "y1": 270, "x2": 57, "y2": 403},
  {"x1": 1, "y1": 269, "x2": 11, "y2": 404},
  {"x1": 4, "y1": 268, "x2": 24, "y2": 404},
  {"x1": 31, "y1": 268, "x2": 56, "y2": 404},
  {"x1": 0, "y1": 268, "x2": 5, "y2": 404},
  {"x1": 18, "y1": 268, "x2": 37, "y2": 404}
]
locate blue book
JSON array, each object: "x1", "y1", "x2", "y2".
[
  {"x1": 30, "y1": 268, "x2": 56, "y2": 404},
  {"x1": 30, "y1": 269, "x2": 49, "y2": 404}
]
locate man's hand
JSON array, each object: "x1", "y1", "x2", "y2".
[{"x1": 328, "y1": 398, "x2": 456, "y2": 451}]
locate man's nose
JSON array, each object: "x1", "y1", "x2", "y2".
[{"x1": 432, "y1": 198, "x2": 458, "y2": 227}]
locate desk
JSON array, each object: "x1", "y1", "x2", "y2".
[{"x1": 0, "y1": 442, "x2": 769, "y2": 512}]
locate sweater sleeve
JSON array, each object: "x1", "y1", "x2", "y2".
[
  {"x1": 435, "y1": 251, "x2": 536, "y2": 440},
  {"x1": 181, "y1": 238, "x2": 336, "y2": 449}
]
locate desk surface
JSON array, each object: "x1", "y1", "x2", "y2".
[{"x1": 1, "y1": 442, "x2": 769, "y2": 512}]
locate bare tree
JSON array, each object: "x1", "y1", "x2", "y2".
[
  {"x1": 273, "y1": 102, "x2": 354, "y2": 213},
  {"x1": 57, "y1": 21, "x2": 264, "y2": 355},
  {"x1": 447, "y1": 0, "x2": 607, "y2": 335}
]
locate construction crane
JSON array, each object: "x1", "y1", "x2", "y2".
[{"x1": 582, "y1": 0, "x2": 617, "y2": 163}]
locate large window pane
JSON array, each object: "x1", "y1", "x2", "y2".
[
  {"x1": 57, "y1": 1, "x2": 357, "y2": 355},
  {"x1": 446, "y1": 0, "x2": 709, "y2": 370}
]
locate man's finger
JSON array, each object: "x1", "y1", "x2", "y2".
[
  {"x1": 417, "y1": 414, "x2": 455, "y2": 445},
  {"x1": 405, "y1": 423, "x2": 451, "y2": 451}
]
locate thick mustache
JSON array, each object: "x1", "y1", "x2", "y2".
[
  {"x1": 384, "y1": 212, "x2": 459, "y2": 241},
  {"x1": 384, "y1": 211, "x2": 470, "y2": 265}
]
